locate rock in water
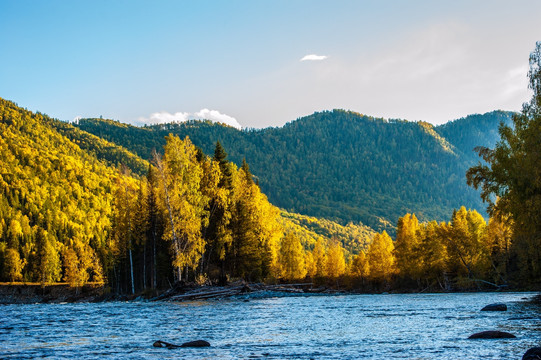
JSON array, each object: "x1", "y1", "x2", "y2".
[
  {"x1": 468, "y1": 331, "x2": 516, "y2": 339},
  {"x1": 181, "y1": 340, "x2": 211, "y2": 347},
  {"x1": 481, "y1": 303, "x2": 507, "y2": 311},
  {"x1": 523, "y1": 347, "x2": 541, "y2": 360},
  {"x1": 153, "y1": 340, "x2": 180, "y2": 348}
]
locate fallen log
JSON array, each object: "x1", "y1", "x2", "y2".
[{"x1": 168, "y1": 287, "x2": 243, "y2": 301}]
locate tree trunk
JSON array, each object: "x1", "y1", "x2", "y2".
[
  {"x1": 143, "y1": 242, "x2": 147, "y2": 290},
  {"x1": 152, "y1": 228, "x2": 157, "y2": 289},
  {"x1": 129, "y1": 248, "x2": 135, "y2": 295}
]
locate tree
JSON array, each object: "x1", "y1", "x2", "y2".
[
  {"x1": 467, "y1": 42, "x2": 541, "y2": 282},
  {"x1": 279, "y1": 232, "x2": 306, "y2": 281},
  {"x1": 3, "y1": 248, "x2": 23, "y2": 282},
  {"x1": 112, "y1": 167, "x2": 138, "y2": 294},
  {"x1": 394, "y1": 213, "x2": 421, "y2": 281},
  {"x1": 154, "y1": 135, "x2": 209, "y2": 281},
  {"x1": 350, "y1": 250, "x2": 370, "y2": 284},
  {"x1": 417, "y1": 220, "x2": 448, "y2": 289},
  {"x1": 231, "y1": 164, "x2": 282, "y2": 281},
  {"x1": 37, "y1": 229, "x2": 61, "y2": 285},
  {"x1": 325, "y1": 240, "x2": 346, "y2": 280},
  {"x1": 311, "y1": 238, "x2": 327, "y2": 278},
  {"x1": 145, "y1": 164, "x2": 164, "y2": 289},
  {"x1": 205, "y1": 142, "x2": 233, "y2": 282},
  {"x1": 213, "y1": 141, "x2": 233, "y2": 190},
  {"x1": 485, "y1": 211, "x2": 512, "y2": 285},
  {"x1": 444, "y1": 207, "x2": 489, "y2": 286},
  {"x1": 368, "y1": 231, "x2": 395, "y2": 283}
]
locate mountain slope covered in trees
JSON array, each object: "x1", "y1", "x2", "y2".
[
  {"x1": 0, "y1": 97, "x2": 522, "y2": 291},
  {"x1": 0, "y1": 98, "x2": 375, "y2": 288},
  {"x1": 74, "y1": 110, "x2": 514, "y2": 232}
]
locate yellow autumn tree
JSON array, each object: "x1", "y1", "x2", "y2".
[
  {"x1": 325, "y1": 240, "x2": 346, "y2": 279},
  {"x1": 231, "y1": 161, "x2": 282, "y2": 281},
  {"x1": 37, "y1": 228, "x2": 62, "y2": 285},
  {"x1": 394, "y1": 213, "x2": 421, "y2": 281},
  {"x1": 445, "y1": 207, "x2": 489, "y2": 284},
  {"x1": 368, "y1": 231, "x2": 396, "y2": 283},
  {"x1": 155, "y1": 135, "x2": 209, "y2": 281},
  {"x1": 304, "y1": 250, "x2": 316, "y2": 278},
  {"x1": 417, "y1": 220, "x2": 448, "y2": 287},
  {"x1": 311, "y1": 238, "x2": 327, "y2": 278},
  {"x1": 279, "y1": 232, "x2": 307, "y2": 281},
  {"x1": 3, "y1": 248, "x2": 24, "y2": 282},
  {"x1": 350, "y1": 250, "x2": 370, "y2": 284}
]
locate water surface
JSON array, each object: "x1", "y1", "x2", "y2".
[{"x1": 1, "y1": 292, "x2": 540, "y2": 359}]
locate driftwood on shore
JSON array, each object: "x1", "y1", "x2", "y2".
[{"x1": 151, "y1": 282, "x2": 336, "y2": 302}]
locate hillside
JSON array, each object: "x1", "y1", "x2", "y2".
[
  {"x1": 0, "y1": 98, "x2": 122, "y2": 283},
  {"x1": 74, "y1": 110, "x2": 514, "y2": 232},
  {"x1": 435, "y1": 111, "x2": 513, "y2": 161},
  {"x1": 279, "y1": 211, "x2": 375, "y2": 256},
  {"x1": 0, "y1": 98, "x2": 373, "y2": 287}
]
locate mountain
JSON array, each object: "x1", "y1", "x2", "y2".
[
  {"x1": 73, "y1": 109, "x2": 514, "y2": 233},
  {"x1": 0, "y1": 98, "x2": 372, "y2": 285},
  {"x1": 0, "y1": 98, "x2": 127, "y2": 283},
  {"x1": 435, "y1": 111, "x2": 512, "y2": 160}
]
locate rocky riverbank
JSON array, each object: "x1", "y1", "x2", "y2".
[
  {"x1": 1, "y1": 281, "x2": 535, "y2": 304},
  {"x1": 0, "y1": 281, "x2": 345, "y2": 304},
  {"x1": 0, "y1": 283, "x2": 109, "y2": 304},
  {"x1": 150, "y1": 282, "x2": 344, "y2": 302}
]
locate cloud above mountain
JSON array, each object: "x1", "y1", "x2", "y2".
[{"x1": 138, "y1": 109, "x2": 242, "y2": 129}]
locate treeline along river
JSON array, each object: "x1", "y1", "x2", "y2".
[{"x1": 1, "y1": 292, "x2": 540, "y2": 359}]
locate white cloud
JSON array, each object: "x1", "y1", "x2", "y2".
[
  {"x1": 300, "y1": 54, "x2": 328, "y2": 61},
  {"x1": 193, "y1": 108, "x2": 242, "y2": 129},
  {"x1": 142, "y1": 111, "x2": 190, "y2": 124},
  {"x1": 138, "y1": 109, "x2": 242, "y2": 129},
  {"x1": 72, "y1": 116, "x2": 83, "y2": 124}
]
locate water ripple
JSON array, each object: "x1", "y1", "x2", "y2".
[{"x1": 0, "y1": 292, "x2": 539, "y2": 359}]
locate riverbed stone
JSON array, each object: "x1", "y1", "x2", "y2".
[
  {"x1": 523, "y1": 347, "x2": 541, "y2": 359},
  {"x1": 468, "y1": 330, "x2": 516, "y2": 339},
  {"x1": 181, "y1": 340, "x2": 211, "y2": 347},
  {"x1": 481, "y1": 303, "x2": 507, "y2": 311}
]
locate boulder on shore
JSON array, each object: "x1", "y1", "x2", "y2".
[
  {"x1": 481, "y1": 303, "x2": 507, "y2": 311},
  {"x1": 468, "y1": 330, "x2": 516, "y2": 339},
  {"x1": 523, "y1": 347, "x2": 541, "y2": 360}
]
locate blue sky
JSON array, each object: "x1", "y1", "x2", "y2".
[{"x1": 1, "y1": 0, "x2": 540, "y2": 128}]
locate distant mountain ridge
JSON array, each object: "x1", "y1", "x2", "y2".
[{"x1": 74, "y1": 109, "x2": 514, "y2": 233}]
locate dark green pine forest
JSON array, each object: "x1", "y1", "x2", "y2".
[{"x1": 73, "y1": 110, "x2": 513, "y2": 233}]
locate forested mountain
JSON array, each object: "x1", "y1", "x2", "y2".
[
  {"x1": 0, "y1": 98, "x2": 374, "y2": 287},
  {"x1": 74, "y1": 110, "x2": 514, "y2": 233},
  {"x1": 0, "y1": 98, "x2": 120, "y2": 284},
  {"x1": 435, "y1": 111, "x2": 513, "y2": 161},
  {"x1": 0, "y1": 97, "x2": 520, "y2": 291}
]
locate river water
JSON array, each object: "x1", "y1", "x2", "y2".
[{"x1": 1, "y1": 292, "x2": 540, "y2": 359}]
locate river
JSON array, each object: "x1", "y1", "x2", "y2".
[{"x1": 1, "y1": 292, "x2": 540, "y2": 359}]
